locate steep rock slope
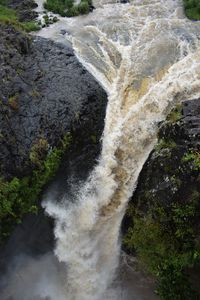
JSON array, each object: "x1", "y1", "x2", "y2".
[
  {"x1": 0, "y1": 24, "x2": 107, "y2": 179},
  {"x1": 124, "y1": 99, "x2": 200, "y2": 299}
]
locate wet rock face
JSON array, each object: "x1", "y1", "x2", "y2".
[
  {"x1": 133, "y1": 99, "x2": 200, "y2": 214},
  {"x1": 158, "y1": 99, "x2": 200, "y2": 150},
  {"x1": 123, "y1": 99, "x2": 200, "y2": 297},
  {"x1": 123, "y1": 99, "x2": 200, "y2": 236},
  {"x1": 0, "y1": 24, "x2": 107, "y2": 179}
]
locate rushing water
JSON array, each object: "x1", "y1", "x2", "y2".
[{"x1": 33, "y1": 0, "x2": 200, "y2": 299}]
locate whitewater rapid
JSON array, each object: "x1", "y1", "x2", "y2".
[{"x1": 35, "y1": 0, "x2": 200, "y2": 299}]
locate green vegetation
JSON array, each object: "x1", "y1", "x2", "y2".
[
  {"x1": 22, "y1": 21, "x2": 40, "y2": 32},
  {"x1": 155, "y1": 139, "x2": 177, "y2": 152},
  {"x1": 182, "y1": 151, "x2": 200, "y2": 171},
  {"x1": 124, "y1": 193, "x2": 200, "y2": 299},
  {"x1": 166, "y1": 105, "x2": 183, "y2": 124},
  {"x1": 155, "y1": 106, "x2": 183, "y2": 152},
  {"x1": 44, "y1": 0, "x2": 92, "y2": 17},
  {"x1": 0, "y1": 0, "x2": 40, "y2": 32},
  {"x1": 183, "y1": 0, "x2": 200, "y2": 20},
  {"x1": 42, "y1": 14, "x2": 59, "y2": 26},
  {"x1": 0, "y1": 134, "x2": 71, "y2": 244},
  {"x1": 124, "y1": 108, "x2": 200, "y2": 299},
  {"x1": 124, "y1": 155, "x2": 200, "y2": 299}
]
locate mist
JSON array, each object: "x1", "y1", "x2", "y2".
[
  {"x1": 0, "y1": 253, "x2": 68, "y2": 300},
  {"x1": 0, "y1": 250, "x2": 158, "y2": 300}
]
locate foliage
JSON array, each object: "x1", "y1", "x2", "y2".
[
  {"x1": 0, "y1": 4, "x2": 17, "y2": 23},
  {"x1": 155, "y1": 139, "x2": 177, "y2": 152},
  {"x1": 29, "y1": 138, "x2": 49, "y2": 167},
  {"x1": 44, "y1": 0, "x2": 92, "y2": 17},
  {"x1": 183, "y1": 0, "x2": 200, "y2": 20},
  {"x1": 182, "y1": 150, "x2": 200, "y2": 171},
  {"x1": 22, "y1": 21, "x2": 40, "y2": 32},
  {"x1": 42, "y1": 14, "x2": 59, "y2": 27},
  {"x1": 124, "y1": 196, "x2": 200, "y2": 299},
  {"x1": 0, "y1": 134, "x2": 71, "y2": 244},
  {"x1": 124, "y1": 113, "x2": 200, "y2": 299},
  {"x1": 166, "y1": 105, "x2": 183, "y2": 124},
  {"x1": 0, "y1": 2, "x2": 40, "y2": 32}
]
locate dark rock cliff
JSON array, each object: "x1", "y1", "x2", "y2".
[
  {"x1": 124, "y1": 99, "x2": 200, "y2": 299},
  {"x1": 0, "y1": 20, "x2": 107, "y2": 276},
  {"x1": 0, "y1": 24, "x2": 107, "y2": 179},
  {"x1": 131, "y1": 99, "x2": 200, "y2": 214},
  {"x1": 127, "y1": 99, "x2": 200, "y2": 234}
]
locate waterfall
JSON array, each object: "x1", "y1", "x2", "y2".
[{"x1": 36, "y1": 0, "x2": 200, "y2": 299}]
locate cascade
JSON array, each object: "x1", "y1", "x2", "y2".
[{"x1": 35, "y1": 0, "x2": 200, "y2": 299}]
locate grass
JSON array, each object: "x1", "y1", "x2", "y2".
[
  {"x1": 0, "y1": 2, "x2": 40, "y2": 32},
  {"x1": 22, "y1": 21, "x2": 40, "y2": 32},
  {"x1": 0, "y1": 4, "x2": 17, "y2": 23}
]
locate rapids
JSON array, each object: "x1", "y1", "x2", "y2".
[{"x1": 33, "y1": 0, "x2": 200, "y2": 299}]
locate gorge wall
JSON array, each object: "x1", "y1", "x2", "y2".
[
  {"x1": 0, "y1": 24, "x2": 107, "y2": 179},
  {"x1": 124, "y1": 99, "x2": 200, "y2": 298}
]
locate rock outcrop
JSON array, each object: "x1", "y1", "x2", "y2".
[
  {"x1": 129, "y1": 99, "x2": 200, "y2": 224},
  {"x1": 0, "y1": 24, "x2": 107, "y2": 179},
  {"x1": 124, "y1": 99, "x2": 200, "y2": 299}
]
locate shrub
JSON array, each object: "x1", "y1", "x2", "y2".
[
  {"x1": 0, "y1": 134, "x2": 71, "y2": 244},
  {"x1": 183, "y1": 0, "x2": 200, "y2": 20},
  {"x1": 22, "y1": 21, "x2": 40, "y2": 32},
  {"x1": 124, "y1": 201, "x2": 200, "y2": 299},
  {"x1": 124, "y1": 112, "x2": 200, "y2": 299},
  {"x1": 44, "y1": 0, "x2": 92, "y2": 17},
  {"x1": 77, "y1": 1, "x2": 90, "y2": 15}
]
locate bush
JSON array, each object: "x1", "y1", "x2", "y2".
[
  {"x1": 77, "y1": 1, "x2": 90, "y2": 15},
  {"x1": 0, "y1": 134, "x2": 71, "y2": 244},
  {"x1": 183, "y1": 0, "x2": 200, "y2": 20},
  {"x1": 22, "y1": 21, "x2": 40, "y2": 32},
  {"x1": 124, "y1": 201, "x2": 200, "y2": 299},
  {"x1": 124, "y1": 115, "x2": 200, "y2": 299},
  {"x1": 44, "y1": 0, "x2": 92, "y2": 17}
]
